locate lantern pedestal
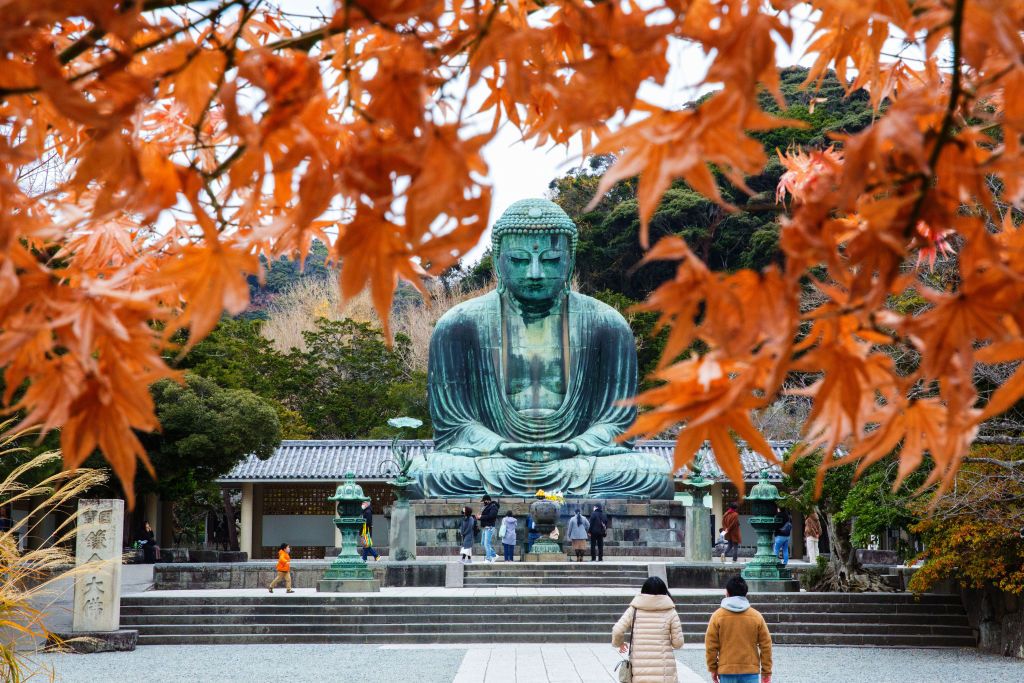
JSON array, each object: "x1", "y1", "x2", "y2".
[
  {"x1": 318, "y1": 577, "x2": 381, "y2": 592},
  {"x1": 684, "y1": 503, "x2": 712, "y2": 562},
  {"x1": 318, "y1": 473, "x2": 380, "y2": 593},
  {"x1": 681, "y1": 456, "x2": 714, "y2": 563},
  {"x1": 741, "y1": 471, "x2": 800, "y2": 592},
  {"x1": 388, "y1": 477, "x2": 417, "y2": 562}
]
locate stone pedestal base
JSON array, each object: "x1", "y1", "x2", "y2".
[
  {"x1": 317, "y1": 578, "x2": 381, "y2": 592},
  {"x1": 47, "y1": 629, "x2": 138, "y2": 653},
  {"x1": 745, "y1": 578, "x2": 801, "y2": 593},
  {"x1": 524, "y1": 552, "x2": 565, "y2": 562},
  {"x1": 389, "y1": 503, "x2": 417, "y2": 561},
  {"x1": 684, "y1": 504, "x2": 712, "y2": 562}
]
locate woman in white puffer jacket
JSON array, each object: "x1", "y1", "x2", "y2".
[{"x1": 612, "y1": 576, "x2": 684, "y2": 683}]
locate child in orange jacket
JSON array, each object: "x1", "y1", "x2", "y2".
[{"x1": 268, "y1": 543, "x2": 294, "y2": 593}]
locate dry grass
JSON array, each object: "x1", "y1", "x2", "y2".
[
  {"x1": 0, "y1": 423, "x2": 108, "y2": 682},
  {"x1": 261, "y1": 277, "x2": 373, "y2": 354},
  {"x1": 261, "y1": 274, "x2": 495, "y2": 372}
]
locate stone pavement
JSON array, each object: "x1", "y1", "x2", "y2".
[
  {"x1": 450, "y1": 645, "x2": 704, "y2": 683},
  {"x1": 33, "y1": 643, "x2": 1024, "y2": 683}
]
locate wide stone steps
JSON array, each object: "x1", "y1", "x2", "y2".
[
  {"x1": 117, "y1": 611, "x2": 967, "y2": 626},
  {"x1": 462, "y1": 563, "x2": 650, "y2": 587},
  {"x1": 121, "y1": 593, "x2": 975, "y2": 647},
  {"x1": 122, "y1": 620, "x2": 974, "y2": 636}
]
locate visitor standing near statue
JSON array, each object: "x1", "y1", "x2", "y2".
[
  {"x1": 408, "y1": 199, "x2": 673, "y2": 499},
  {"x1": 773, "y1": 512, "x2": 792, "y2": 566},
  {"x1": 360, "y1": 500, "x2": 380, "y2": 561},
  {"x1": 459, "y1": 506, "x2": 477, "y2": 564},
  {"x1": 723, "y1": 503, "x2": 741, "y2": 563},
  {"x1": 804, "y1": 511, "x2": 822, "y2": 564},
  {"x1": 611, "y1": 576, "x2": 684, "y2": 683},
  {"x1": 589, "y1": 504, "x2": 607, "y2": 562},
  {"x1": 499, "y1": 510, "x2": 517, "y2": 562},
  {"x1": 479, "y1": 495, "x2": 500, "y2": 563},
  {"x1": 566, "y1": 509, "x2": 590, "y2": 562},
  {"x1": 705, "y1": 576, "x2": 773, "y2": 683}
]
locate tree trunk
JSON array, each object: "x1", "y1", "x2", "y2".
[
  {"x1": 824, "y1": 511, "x2": 861, "y2": 579},
  {"x1": 222, "y1": 489, "x2": 239, "y2": 551},
  {"x1": 812, "y1": 510, "x2": 892, "y2": 592}
]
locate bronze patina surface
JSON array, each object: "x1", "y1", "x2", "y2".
[{"x1": 409, "y1": 199, "x2": 673, "y2": 499}]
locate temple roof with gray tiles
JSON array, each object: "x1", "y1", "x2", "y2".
[{"x1": 218, "y1": 439, "x2": 790, "y2": 484}]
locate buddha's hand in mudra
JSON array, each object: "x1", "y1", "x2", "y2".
[{"x1": 498, "y1": 441, "x2": 579, "y2": 462}]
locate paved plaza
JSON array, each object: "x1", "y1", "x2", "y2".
[
  {"x1": 28, "y1": 577, "x2": 1024, "y2": 682},
  {"x1": 32, "y1": 643, "x2": 1024, "y2": 682}
]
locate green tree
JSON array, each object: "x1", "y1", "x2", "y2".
[
  {"x1": 834, "y1": 459, "x2": 924, "y2": 561},
  {"x1": 590, "y1": 290, "x2": 667, "y2": 389},
  {"x1": 133, "y1": 374, "x2": 281, "y2": 501},
  {"x1": 177, "y1": 317, "x2": 313, "y2": 439},
  {"x1": 281, "y1": 318, "x2": 432, "y2": 438},
  {"x1": 782, "y1": 449, "x2": 924, "y2": 591}
]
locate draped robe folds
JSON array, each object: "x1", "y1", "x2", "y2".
[{"x1": 408, "y1": 290, "x2": 674, "y2": 499}]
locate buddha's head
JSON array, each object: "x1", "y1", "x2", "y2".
[{"x1": 492, "y1": 199, "x2": 577, "y2": 305}]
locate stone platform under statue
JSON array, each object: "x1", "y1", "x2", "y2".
[{"x1": 406, "y1": 498, "x2": 686, "y2": 558}]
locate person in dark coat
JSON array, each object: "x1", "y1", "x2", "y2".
[
  {"x1": 361, "y1": 500, "x2": 374, "y2": 533},
  {"x1": 722, "y1": 503, "x2": 741, "y2": 563},
  {"x1": 139, "y1": 521, "x2": 158, "y2": 563},
  {"x1": 479, "y1": 495, "x2": 500, "y2": 563},
  {"x1": 588, "y1": 505, "x2": 608, "y2": 562},
  {"x1": 459, "y1": 506, "x2": 477, "y2": 564}
]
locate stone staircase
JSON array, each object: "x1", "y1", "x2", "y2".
[
  {"x1": 463, "y1": 562, "x2": 650, "y2": 587},
  {"x1": 121, "y1": 592, "x2": 975, "y2": 647}
]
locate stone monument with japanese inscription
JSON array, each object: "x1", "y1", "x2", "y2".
[{"x1": 52, "y1": 499, "x2": 137, "y2": 652}]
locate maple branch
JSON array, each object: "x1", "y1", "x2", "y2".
[
  {"x1": 60, "y1": 0, "x2": 210, "y2": 64},
  {"x1": 904, "y1": 0, "x2": 966, "y2": 238},
  {"x1": 205, "y1": 144, "x2": 247, "y2": 181},
  {"x1": 59, "y1": 28, "x2": 106, "y2": 65},
  {"x1": 264, "y1": 24, "x2": 343, "y2": 53},
  {"x1": 191, "y1": 2, "x2": 256, "y2": 139},
  {"x1": 0, "y1": 1, "x2": 239, "y2": 100}
]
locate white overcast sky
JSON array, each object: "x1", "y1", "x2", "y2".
[{"x1": 275, "y1": 2, "x2": 911, "y2": 265}]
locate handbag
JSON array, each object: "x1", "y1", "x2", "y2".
[
  {"x1": 498, "y1": 519, "x2": 507, "y2": 539},
  {"x1": 614, "y1": 607, "x2": 636, "y2": 683}
]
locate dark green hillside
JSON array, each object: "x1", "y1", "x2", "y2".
[{"x1": 550, "y1": 67, "x2": 875, "y2": 302}]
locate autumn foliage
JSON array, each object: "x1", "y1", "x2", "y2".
[
  {"x1": 1, "y1": 1, "x2": 1023, "y2": 501},
  {"x1": 909, "y1": 447, "x2": 1024, "y2": 594}
]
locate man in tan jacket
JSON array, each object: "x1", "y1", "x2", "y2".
[{"x1": 705, "y1": 576, "x2": 772, "y2": 683}]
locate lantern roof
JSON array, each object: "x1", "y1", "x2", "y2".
[
  {"x1": 746, "y1": 469, "x2": 781, "y2": 501},
  {"x1": 328, "y1": 472, "x2": 370, "y2": 502}
]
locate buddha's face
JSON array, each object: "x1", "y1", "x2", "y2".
[{"x1": 497, "y1": 232, "x2": 571, "y2": 304}]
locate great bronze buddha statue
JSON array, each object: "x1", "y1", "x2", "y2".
[{"x1": 408, "y1": 199, "x2": 673, "y2": 499}]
